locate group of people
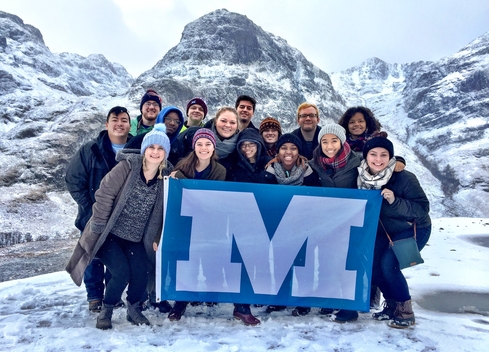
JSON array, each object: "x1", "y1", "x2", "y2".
[{"x1": 65, "y1": 89, "x2": 431, "y2": 331}]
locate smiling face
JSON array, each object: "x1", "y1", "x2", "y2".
[
  {"x1": 215, "y1": 111, "x2": 238, "y2": 139},
  {"x1": 187, "y1": 104, "x2": 205, "y2": 126},
  {"x1": 106, "y1": 112, "x2": 130, "y2": 144},
  {"x1": 164, "y1": 111, "x2": 181, "y2": 135},
  {"x1": 194, "y1": 138, "x2": 214, "y2": 162},
  {"x1": 261, "y1": 128, "x2": 279, "y2": 144},
  {"x1": 348, "y1": 112, "x2": 367, "y2": 139},
  {"x1": 279, "y1": 142, "x2": 299, "y2": 171},
  {"x1": 320, "y1": 133, "x2": 342, "y2": 158},
  {"x1": 141, "y1": 101, "x2": 160, "y2": 125},
  {"x1": 144, "y1": 144, "x2": 166, "y2": 167},
  {"x1": 236, "y1": 100, "x2": 254, "y2": 125},
  {"x1": 297, "y1": 106, "x2": 320, "y2": 133},
  {"x1": 240, "y1": 141, "x2": 258, "y2": 162},
  {"x1": 366, "y1": 147, "x2": 390, "y2": 174}
]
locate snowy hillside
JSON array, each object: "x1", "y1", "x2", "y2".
[{"x1": 330, "y1": 32, "x2": 489, "y2": 217}]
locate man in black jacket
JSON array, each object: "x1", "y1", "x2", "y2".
[
  {"x1": 291, "y1": 102, "x2": 322, "y2": 160},
  {"x1": 65, "y1": 106, "x2": 131, "y2": 312}
]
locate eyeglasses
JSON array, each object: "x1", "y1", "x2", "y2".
[
  {"x1": 298, "y1": 113, "x2": 317, "y2": 119},
  {"x1": 164, "y1": 117, "x2": 182, "y2": 125},
  {"x1": 241, "y1": 143, "x2": 257, "y2": 149},
  {"x1": 144, "y1": 102, "x2": 160, "y2": 108}
]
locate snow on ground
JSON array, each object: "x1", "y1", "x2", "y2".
[{"x1": 0, "y1": 218, "x2": 488, "y2": 352}]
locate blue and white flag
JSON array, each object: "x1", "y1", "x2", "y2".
[{"x1": 156, "y1": 178, "x2": 382, "y2": 311}]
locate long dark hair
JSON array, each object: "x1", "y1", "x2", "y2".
[{"x1": 173, "y1": 150, "x2": 218, "y2": 179}]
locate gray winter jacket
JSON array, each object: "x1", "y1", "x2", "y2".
[{"x1": 65, "y1": 150, "x2": 172, "y2": 286}]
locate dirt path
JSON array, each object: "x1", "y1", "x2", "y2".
[{"x1": 0, "y1": 238, "x2": 78, "y2": 282}]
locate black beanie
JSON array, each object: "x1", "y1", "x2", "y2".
[
  {"x1": 363, "y1": 136, "x2": 394, "y2": 159},
  {"x1": 276, "y1": 133, "x2": 303, "y2": 155},
  {"x1": 140, "y1": 89, "x2": 162, "y2": 112}
]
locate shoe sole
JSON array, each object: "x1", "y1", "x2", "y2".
[{"x1": 388, "y1": 321, "x2": 415, "y2": 329}]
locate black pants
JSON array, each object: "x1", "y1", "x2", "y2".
[{"x1": 97, "y1": 233, "x2": 149, "y2": 306}]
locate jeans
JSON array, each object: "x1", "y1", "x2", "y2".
[
  {"x1": 96, "y1": 233, "x2": 149, "y2": 306},
  {"x1": 83, "y1": 258, "x2": 111, "y2": 302},
  {"x1": 372, "y1": 225, "x2": 431, "y2": 302}
]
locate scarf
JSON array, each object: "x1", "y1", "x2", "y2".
[
  {"x1": 273, "y1": 163, "x2": 307, "y2": 186},
  {"x1": 346, "y1": 133, "x2": 369, "y2": 152},
  {"x1": 357, "y1": 157, "x2": 397, "y2": 190},
  {"x1": 211, "y1": 123, "x2": 239, "y2": 159},
  {"x1": 319, "y1": 142, "x2": 351, "y2": 174}
]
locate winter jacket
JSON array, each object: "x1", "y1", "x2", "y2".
[
  {"x1": 65, "y1": 150, "x2": 172, "y2": 286},
  {"x1": 291, "y1": 126, "x2": 322, "y2": 160},
  {"x1": 231, "y1": 129, "x2": 271, "y2": 184},
  {"x1": 180, "y1": 120, "x2": 205, "y2": 134},
  {"x1": 309, "y1": 153, "x2": 362, "y2": 189},
  {"x1": 130, "y1": 114, "x2": 154, "y2": 136},
  {"x1": 377, "y1": 170, "x2": 431, "y2": 236},
  {"x1": 173, "y1": 159, "x2": 226, "y2": 181},
  {"x1": 64, "y1": 130, "x2": 132, "y2": 231}
]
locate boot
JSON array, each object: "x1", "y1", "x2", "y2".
[
  {"x1": 292, "y1": 306, "x2": 311, "y2": 316},
  {"x1": 265, "y1": 305, "x2": 286, "y2": 313},
  {"x1": 89, "y1": 299, "x2": 102, "y2": 313},
  {"x1": 372, "y1": 299, "x2": 396, "y2": 321},
  {"x1": 127, "y1": 301, "x2": 150, "y2": 326},
  {"x1": 333, "y1": 309, "x2": 358, "y2": 323},
  {"x1": 389, "y1": 300, "x2": 415, "y2": 329},
  {"x1": 168, "y1": 301, "x2": 188, "y2": 321},
  {"x1": 96, "y1": 303, "x2": 114, "y2": 330},
  {"x1": 151, "y1": 300, "x2": 172, "y2": 313},
  {"x1": 233, "y1": 304, "x2": 261, "y2": 326}
]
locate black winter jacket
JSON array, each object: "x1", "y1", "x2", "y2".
[
  {"x1": 309, "y1": 153, "x2": 361, "y2": 189},
  {"x1": 378, "y1": 170, "x2": 431, "y2": 236},
  {"x1": 65, "y1": 131, "x2": 132, "y2": 231},
  {"x1": 291, "y1": 126, "x2": 322, "y2": 160}
]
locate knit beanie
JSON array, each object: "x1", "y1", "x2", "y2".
[
  {"x1": 363, "y1": 136, "x2": 394, "y2": 159},
  {"x1": 140, "y1": 89, "x2": 162, "y2": 112},
  {"x1": 318, "y1": 124, "x2": 346, "y2": 145},
  {"x1": 259, "y1": 117, "x2": 282, "y2": 136},
  {"x1": 192, "y1": 128, "x2": 216, "y2": 149},
  {"x1": 186, "y1": 97, "x2": 208, "y2": 117},
  {"x1": 276, "y1": 133, "x2": 303, "y2": 155},
  {"x1": 141, "y1": 123, "x2": 170, "y2": 157}
]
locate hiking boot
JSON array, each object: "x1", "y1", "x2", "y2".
[
  {"x1": 168, "y1": 301, "x2": 188, "y2": 322},
  {"x1": 372, "y1": 299, "x2": 396, "y2": 321},
  {"x1": 127, "y1": 301, "x2": 150, "y2": 326},
  {"x1": 233, "y1": 304, "x2": 260, "y2": 326},
  {"x1": 89, "y1": 299, "x2": 102, "y2": 313},
  {"x1": 96, "y1": 303, "x2": 114, "y2": 330},
  {"x1": 389, "y1": 300, "x2": 415, "y2": 329},
  {"x1": 151, "y1": 300, "x2": 172, "y2": 313},
  {"x1": 292, "y1": 307, "x2": 311, "y2": 316},
  {"x1": 319, "y1": 307, "x2": 335, "y2": 315},
  {"x1": 333, "y1": 309, "x2": 358, "y2": 323},
  {"x1": 266, "y1": 305, "x2": 286, "y2": 313},
  {"x1": 114, "y1": 299, "x2": 125, "y2": 309}
]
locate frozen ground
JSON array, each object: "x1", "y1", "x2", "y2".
[{"x1": 0, "y1": 218, "x2": 488, "y2": 351}]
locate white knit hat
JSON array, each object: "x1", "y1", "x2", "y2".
[
  {"x1": 141, "y1": 124, "x2": 171, "y2": 157},
  {"x1": 318, "y1": 124, "x2": 346, "y2": 145}
]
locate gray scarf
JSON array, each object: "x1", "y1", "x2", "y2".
[
  {"x1": 212, "y1": 124, "x2": 239, "y2": 159},
  {"x1": 273, "y1": 163, "x2": 307, "y2": 186},
  {"x1": 357, "y1": 157, "x2": 396, "y2": 189}
]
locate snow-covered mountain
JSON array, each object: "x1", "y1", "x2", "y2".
[
  {"x1": 0, "y1": 8, "x2": 487, "y2": 244},
  {"x1": 330, "y1": 32, "x2": 489, "y2": 217},
  {"x1": 130, "y1": 9, "x2": 346, "y2": 130}
]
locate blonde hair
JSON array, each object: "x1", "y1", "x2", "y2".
[
  {"x1": 142, "y1": 156, "x2": 167, "y2": 179},
  {"x1": 296, "y1": 102, "x2": 320, "y2": 120}
]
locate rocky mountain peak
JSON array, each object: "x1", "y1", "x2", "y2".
[{"x1": 0, "y1": 11, "x2": 44, "y2": 46}]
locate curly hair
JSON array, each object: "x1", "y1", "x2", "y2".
[{"x1": 337, "y1": 106, "x2": 382, "y2": 136}]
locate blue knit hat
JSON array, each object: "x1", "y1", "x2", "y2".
[{"x1": 141, "y1": 124, "x2": 170, "y2": 157}]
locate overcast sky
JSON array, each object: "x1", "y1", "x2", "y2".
[{"x1": 2, "y1": 0, "x2": 488, "y2": 77}]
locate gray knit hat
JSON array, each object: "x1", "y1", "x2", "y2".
[
  {"x1": 141, "y1": 123, "x2": 171, "y2": 157},
  {"x1": 318, "y1": 124, "x2": 346, "y2": 145}
]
